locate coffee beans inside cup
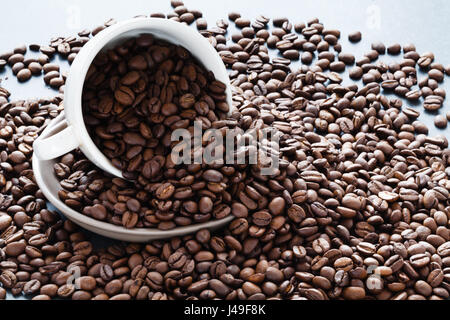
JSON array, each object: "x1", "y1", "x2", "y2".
[{"x1": 82, "y1": 33, "x2": 230, "y2": 181}]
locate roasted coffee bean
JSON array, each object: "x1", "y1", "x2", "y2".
[
  {"x1": 17, "y1": 69, "x2": 32, "y2": 82},
  {"x1": 231, "y1": 202, "x2": 247, "y2": 218},
  {"x1": 330, "y1": 61, "x2": 345, "y2": 72},
  {"x1": 100, "y1": 264, "x2": 114, "y2": 281},
  {"x1": 0, "y1": 214, "x2": 12, "y2": 231},
  {"x1": 228, "y1": 12, "x2": 241, "y2": 21},
  {"x1": 338, "y1": 53, "x2": 355, "y2": 65},
  {"x1": 202, "y1": 170, "x2": 223, "y2": 182},
  {"x1": 429, "y1": 69, "x2": 444, "y2": 82},
  {"x1": 427, "y1": 269, "x2": 444, "y2": 287},
  {"x1": 8, "y1": 53, "x2": 24, "y2": 65},
  {"x1": 349, "y1": 66, "x2": 363, "y2": 79},
  {"x1": 180, "y1": 13, "x2": 195, "y2": 24},
  {"x1": 437, "y1": 242, "x2": 450, "y2": 256},
  {"x1": 300, "y1": 51, "x2": 313, "y2": 64},
  {"x1": 252, "y1": 211, "x2": 272, "y2": 227},
  {"x1": 43, "y1": 63, "x2": 60, "y2": 73},
  {"x1": 235, "y1": 18, "x2": 251, "y2": 29},
  {"x1": 348, "y1": 31, "x2": 361, "y2": 42},
  {"x1": 418, "y1": 52, "x2": 434, "y2": 68},
  {"x1": 196, "y1": 18, "x2": 208, "y2": 30},
  {"x1": 372, "y1": 41, "x2": 386, "y2": 54},
  {"x1": 114, "y1": 86, "x2": 135, "y2": 106},
  {"x1": 434, "y1": 115, "x2": 447, "y2": 129},
  {"x1": 12, "y1": 62, "x2": 24, "y2": 75},
  {"x1": 0, "y1": 270, "x2": 17, "y2": 288},
  {"x1": 23, "y1": 279, "x2": 41, "y2": 295},
  {"x1": 74, "y1": 276, "x2": 96, "y2": 291},
  {"x1": 28, "y1": 62, "x2": 43, "y2": 75},
  {"x1": 343, "y1": 287, "x2": 366, "y2": 300},
  {"x1": 5, "y1": 241, "x2": 26, "y2": 256},
  {"x1": 387, "y1": 43, "x2": 401, "y2": 55},
  {"x1": 90, "y1": 204, "x2": 108, "y2": 221}
]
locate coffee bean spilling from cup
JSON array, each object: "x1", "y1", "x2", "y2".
[{"x1": 1, "y1": 0, "x2": 450, "y2": 301}]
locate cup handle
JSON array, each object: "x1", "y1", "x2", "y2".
[{"x1": 33, "y1": 119, "x2": 80, "y2": 160}]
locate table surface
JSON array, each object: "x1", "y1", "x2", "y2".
[{"x1": 1, "y1": 0, "x2": 449, "y2": 300}]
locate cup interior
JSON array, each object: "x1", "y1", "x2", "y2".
[{"x1": 65, "y1": 18, "x2": 232, "y2": 178}]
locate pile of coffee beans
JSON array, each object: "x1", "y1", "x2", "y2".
[
  {"x1": 55, "y1": 148, "x2": 237, "y2": 230},
  {"x1": 1, "y1": 0, "x2": 450, "y2": 301}
]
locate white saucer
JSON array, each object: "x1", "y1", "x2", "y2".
[{"x1": 32, "y1": 114, "x2": 234, "y2": 242}]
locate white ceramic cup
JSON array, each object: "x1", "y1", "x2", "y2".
[{"x1": 33, "y1": 17, "x2": 232, "y2": 178}]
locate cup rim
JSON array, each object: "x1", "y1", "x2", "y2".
[{"x1": 65, "y1": 17, "x2": 233, "y2": 178}]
